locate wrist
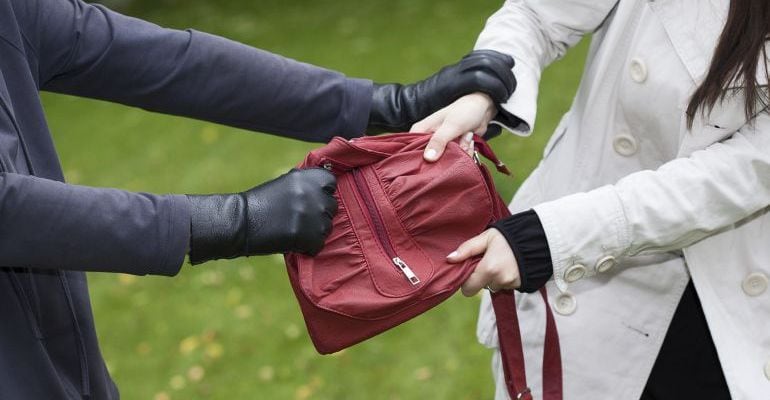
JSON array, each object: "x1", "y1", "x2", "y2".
[
  {"x1": 368, "y1": 83, "x2": 405, "y2": 133},
  {"x1": 491, "y1": 209, "x2": 553, "y2": 293},
  {"x1": 187, "y1": 193, "x2": 247, "y2": 264},
  {"x1": 468, "y1": 91, "x2": 496, "y2": 114},
  {"x1": 464, "y1": 92, "x2": 498, "y2": 126}
]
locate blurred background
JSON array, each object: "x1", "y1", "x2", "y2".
[{"x1": 43, "y1": 0, "x2": 588, "y2": 398}]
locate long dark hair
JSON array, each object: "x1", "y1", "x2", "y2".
[{"x1": 686, "y1": 0, "x2": 770, "y2": 128}]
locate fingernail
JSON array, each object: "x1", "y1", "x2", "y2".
[
  {"x1": 447, "y1": 251, "x2": 458, "y2": 259},
  {"x1": 424, "y1": 148, "x2": 437, "y2": 160}
]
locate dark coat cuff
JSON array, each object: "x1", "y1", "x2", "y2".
[
  {"x1": 483, "y1": 108, "x2": 526, "y2": 140},
  {"x1": 490, "y1": 209, "x2": 553, "y2": 293}
]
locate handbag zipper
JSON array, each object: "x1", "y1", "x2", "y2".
[{"x1": 350, "y1": 168, "x2": 420, "y2": 286}]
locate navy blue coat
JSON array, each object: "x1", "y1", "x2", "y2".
[{"x1": 0, "y1": 0, "x2": 372, "y2": 398}]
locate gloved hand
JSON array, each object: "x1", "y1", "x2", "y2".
[
  {"x1": 187, "y1": 168, "x2": 338, "y2": 264},
  {"x1": 368, "y1": 49, "x2": 516, "y2": 133}
]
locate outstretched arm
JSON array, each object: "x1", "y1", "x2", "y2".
[
  {"x1": 0, "y1": 167, "x2": 337, "y2": 276},
  {"x1": 15, "y1": 0, "x2": 372, "y2": 142},
  {"x1": 451, "y1": 113, "x2": 770, "y2": 293},
  {"x1": 414, "y1": 0, "x2": 617, "y2": 160}
]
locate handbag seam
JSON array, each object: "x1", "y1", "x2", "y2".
[
  {"x1": 301, "y1": 278, "x2": 461, "y2": 322},
  {"x1": 369, "y1": 164, "x2": 437, "y2": 291},
  {"x1": 299, "y1": 174, "x2": 427, "y2": 320},
  {"x1": 298, "y1": 176, "x2": 371, "y2": 302},
  {"x1": 348, "y1": 168, "x2": 425, "y2": 299}
]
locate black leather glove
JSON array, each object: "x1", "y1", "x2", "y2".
[
  {"x1": 368, "y1": 49, "x2": 516, "y2": 133},
  {"x1": 187, "y1": 168, "x2": 338, "y2": 264}
]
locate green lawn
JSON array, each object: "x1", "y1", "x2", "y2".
[{"x1": 42, "y1": 1, "x2": 587, "y2": 398}]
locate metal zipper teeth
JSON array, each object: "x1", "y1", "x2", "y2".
[{"x1": 350, "y1": 168, "x2": 420, "y2": 285}]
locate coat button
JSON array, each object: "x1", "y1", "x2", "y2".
[
  {"x1": 554, "y1": 293, "x2": 577, "y2": 315},
  {"x1": 613, "y1": 133, "x2": 639, "y2": 156},
  {"x1": 564, "y1": 264, "x2": 587, "y2": 283},
  {"x1": 629, "y1": 57, "x2": 648, "y2": 83},
  {"x1": 742, "y1": 272, "x2": 768, "y2": 296},
  {"x1": 765, "y1": 361, "x2": 770, "y2": 381},
  {"x1": 595, "y1": 255, "x2": 617, "y2": 273}
]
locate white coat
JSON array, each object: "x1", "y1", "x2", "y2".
[{"x1": 473, "y1": 1, "x2": 770, "y2": 399}]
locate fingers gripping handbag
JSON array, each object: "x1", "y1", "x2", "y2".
[{"x1": 285, "y1": 133, "x2": 562, "y2": 400}]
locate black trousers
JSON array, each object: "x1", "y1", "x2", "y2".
[{"x1": 640, "y1": 281, "x2": 731, "y2": 400}]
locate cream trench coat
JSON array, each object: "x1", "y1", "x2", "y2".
[{"x1": 473, "y1": 1, "x2": 770, "y2": 399}]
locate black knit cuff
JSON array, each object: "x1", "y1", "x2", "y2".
[
  {"x1": 482, "y1": 109, "x2": 526, "y2": 140},
  {"x1": 490, "y1": 209, "x2": 553, "y2": 293}
]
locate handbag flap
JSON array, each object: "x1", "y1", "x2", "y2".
[{"x1": 301, "y1": 133, "x2": 433, "y2": 171}]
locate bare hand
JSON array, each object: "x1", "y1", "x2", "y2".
[
  {"x1": 446, "y1": 228, "x2": 521, "y2": 296},
  {"x1": 410, "y1": 92, "x2": 497, "y2": 162}
]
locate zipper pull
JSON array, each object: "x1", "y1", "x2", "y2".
[
  {"x1": 472, "y1": 137, "x2": 512, "y2": 175},
  {"x1": 393, "y1": 257, "x2": 420, "y2": 285}
]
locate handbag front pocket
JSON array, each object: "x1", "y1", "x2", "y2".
[{"x1": 297, "y1": 164, "x2": 435, "y2": 321}]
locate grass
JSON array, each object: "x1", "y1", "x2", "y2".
[{"x1": 42, "y1": 0, "x2": 588, "y2": 398}]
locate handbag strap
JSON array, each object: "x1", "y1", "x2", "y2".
[
  {"x1": 491, "y1": 290, "x2": 530, "y2": 399},
  {"x1": 475, "y1": 138, "x2": 563, "y2": 399},
  {"x1": 491, "y1": 289, "x2": 562, "y2": 400},
  {"x1": 540, "y1": 288, "x2": 563, "y2": 399},
  {"x1": 473, "y1": 136, "x2": 512, "y2": 175}
]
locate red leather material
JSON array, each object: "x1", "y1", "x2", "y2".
[
  {"x1": 285, "y1": 133, "x2": 562, "y2": 399},
  {"x1": 286, "y1": 134, "x2": 490, "y2": 352}
]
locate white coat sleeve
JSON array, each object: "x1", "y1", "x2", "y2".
[
  {"x1": 534, "y1": 113, "x2": 770, "y2": 291},
  {"x1": 474, "y1": 0, "x2": 618, "y2": 134}
]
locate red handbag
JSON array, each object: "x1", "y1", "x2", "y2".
[{"x1": 285, "y1": 133, "x2": 561, "y2": 400}]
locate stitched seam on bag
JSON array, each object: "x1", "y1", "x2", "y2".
[
  {"x1": 346, "y1": 137, "x2": 406, "y2": 157},
  {"x1": 455, "y1": 143, "x2": 496, "y2": 227},
  {"x1": 471, "y1": 170, "x2": 496, "y2": 221},
  {"x1": 298, "y1": 174, "x2": 420, "y2": 321},
  {"x1": 353, "y1": 167, "x2": 423, "y2": 298},
  {"x1": 304, "y1": 281, "x2": 461, "y2": 322},
  {"x1": 322, "y1": 156, "x2": 356, "y2": 171},
  {"x1": 297, "y1": 177, "x2": 366, "y2": 304},
  {"x1": 370, "y1": 163, "x2": 436, "y2": 289}
]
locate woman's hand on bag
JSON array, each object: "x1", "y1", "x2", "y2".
[
  {"x1": 410, "y1": 92, "x2": 497, "y2": 161},
  {"x1": 446, "y1": 228, "x2": 521, "y2": 296}
]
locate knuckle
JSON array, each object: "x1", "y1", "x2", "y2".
[
  {"x1": 287, "y1": 225, "x2": 302, "y2": 240},
  {"x1": 484, "y1": 263, "x2": 502, "y2": 277},
  {"x1": 499, "y1": 275, "x2": 516, "y2": 287},
  {"x1": 292, "y1": 185, "x2": 308, "y2": 198},
  {"x1": 298, "y1": 207, "x2": 314, "y2": 221},
  {"x1": 431, "y1": 132, "x2": 450, "y2": 142},
  {"x1": 322, "y1": 220, "x2": 333, "y2": 235}
]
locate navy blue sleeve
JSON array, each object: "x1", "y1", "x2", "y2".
[
  {"x1": 18, "y1": 0, "x2": 372, "y2": 142},
  {"x1": 0, "y1": 172, "x2": 190, "y2": 276}
]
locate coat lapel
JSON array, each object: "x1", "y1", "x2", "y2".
[
  {"x1": 648, "y1": 0, "x2": 728, "y2": 83},
  {"x1": 649, "y1": 0, "x2": 757, "y2": 156}
]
